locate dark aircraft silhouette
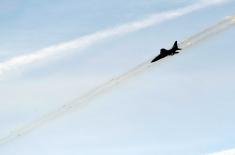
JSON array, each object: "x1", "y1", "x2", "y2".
[{"x1": 151, "y1": 41, "x2": 181, "y2": 63}]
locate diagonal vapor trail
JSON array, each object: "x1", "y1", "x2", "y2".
[
  {"x1": 0, "y1": 0, "x2": 227, "y2": 77},
  {"x1": 0, "y1": 16, "x2": 234, "y2": 146},
  {"x1": 180, "y1": 16, "x2": 235, "y2": 49},
  {"x1": 207, "y1": 148, "x2": 235, "y2": 155}
]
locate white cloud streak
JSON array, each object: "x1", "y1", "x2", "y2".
[
  {"x1": 207, "y1": 148, "x2": 235, "y2": 155},
  {"x1": 0, "y1": 0, "x2": 227, "y2": 77}
]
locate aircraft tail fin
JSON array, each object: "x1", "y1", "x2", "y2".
[{"x1": 172, "y1": 41, "x2": 181, "y2": 51}]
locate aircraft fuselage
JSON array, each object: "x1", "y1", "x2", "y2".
[{"x1": 151, "y1": 41, "x2": 181, "y2": 63}]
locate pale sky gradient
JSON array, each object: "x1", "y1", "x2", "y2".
[{"x1": 0, "y1": 0, "x2": 235, "y2": 155}]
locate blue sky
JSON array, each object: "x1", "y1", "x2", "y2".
[{"x1": 0, "y1": 0, "x2": 235, "y2": 154}]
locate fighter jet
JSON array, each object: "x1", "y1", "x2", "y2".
[{"x1": 151, "y1": 41, "x2": 181, "y2": 63}]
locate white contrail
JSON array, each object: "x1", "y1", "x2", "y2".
[
  {"x1": 0, "y1": 0, "x2": 227, "y2": 77},
  {"x1": 180, "y1": 16, "x2": 235, "y2": 49},
  {"x1": 207, "y1": 148, "x2": 235, "y2": 155},
  {"x1": 0, "y1": 15, "x2": 234, "y2": 146}
]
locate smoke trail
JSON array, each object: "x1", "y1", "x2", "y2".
[
  {"x1": 0, "y1": 0, "x2": 226, "y2": 77},
  {"x1": 0, "y1": 15, "x2": 234, "y2": 145},
  {"x1": 180, "y1": 16, "x2": 235, "y2": 48}
]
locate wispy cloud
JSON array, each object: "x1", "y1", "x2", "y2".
[
  {"x1": 207, "y1": 148, "x2": 235, "y2": 155},
  {"x1": 0, "y1": 0, "x2": 227, "y2": 77}
]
